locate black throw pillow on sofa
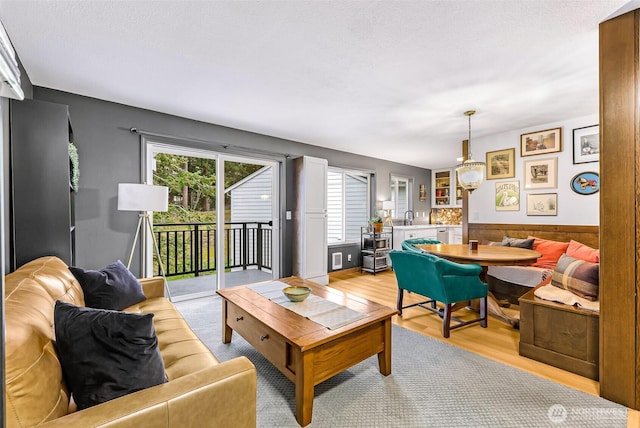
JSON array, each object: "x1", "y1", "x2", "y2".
[
  {"x1": 69, "y1": 260, "x2": 146, "y2": 310},
  {"x1": 53, "y1": 301, "x2": 167, "y2": 410}
]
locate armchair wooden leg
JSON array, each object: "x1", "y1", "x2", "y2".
[
  {"x1": 442, "y1": 303, "x2": 452, "y2": 338},
  {"x1": 480, "y1": 296, "x2": 488, "y2": 328},
  {"x1": 397, "y1": 289, "x2": 404, "y2": 316}
]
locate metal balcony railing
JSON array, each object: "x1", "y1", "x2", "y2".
[{"x1": 153, "y1": 221, "x2": 273, "y2": 277}]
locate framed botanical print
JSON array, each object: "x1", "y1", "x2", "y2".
[
  {"x1": 521, "y1": 127, "x2": 562, "y2": 157},
  {"x1": 527, "y1": 193, "x2": 558, "y2": 216},
  {"x1": 524, "y1": 157, "x2": 557, "y2": 190},
  {"x1": 486, "y1": 148, "x2": 515, "y2": 180}
]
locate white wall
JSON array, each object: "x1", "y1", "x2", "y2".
[{"x1": 468, "y1": 114, "x2": 599, "y2": 225}]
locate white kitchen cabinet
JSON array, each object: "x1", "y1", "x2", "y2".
[
  {"x1": 450, "y1": 226, "x2": 463, "y2": 244},
  {"x1": 392, "y1": 226, "x2": 438, "y2": 250},
  {"x1": 293, "y1": 156, "x2": 328, "y2": 285},
  {"x1": 392, "y1": 225, "x2": 462, "y2": 249},
  {"x1": 431, "y1": 168, "x2": 463, "y2": 208}
]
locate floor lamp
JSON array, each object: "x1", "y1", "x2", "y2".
[{"x1": 117, "y1": 183, "x2": 171, "y2": 300}]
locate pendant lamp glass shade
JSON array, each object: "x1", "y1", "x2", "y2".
[
  {"x1": 456, "y1": 160, "x2": 485, "y2": 190},
  {"x1": 455, "y1": 110, "x2": 485, "y2": 192}
]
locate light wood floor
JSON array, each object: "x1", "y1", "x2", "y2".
[{"x1": 328, "y1": 269, "x2": 640, "y2": 428}]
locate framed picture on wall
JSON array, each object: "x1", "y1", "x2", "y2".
[
  {"x1": 521, "y1": 127, "x2": 562, "y2": 157},
  {"x1": 573, "y1": 125, "x2": 599, "y2": 164},
  {"x1": 570, "y1": 171, "x2": 600, "y2": 195},
  {"x1": 486, "y1": 148, "x2": 515, "y2": 179},
  {"x1": 526, "y1": 193, "x2": 557, "y2": 216},
  {"x1": 495, "y1": 180, "x2": 520, "y2": 211},
  {"x1": 524, "y1": 157, "x2": 557, "y2": 190}
]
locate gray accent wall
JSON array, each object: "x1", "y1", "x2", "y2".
[{"x1": 30, "y1": 87, "x2": 432, "y2": 276}]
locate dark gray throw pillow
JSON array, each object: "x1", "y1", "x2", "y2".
[
  {"x1": 501, "y1": 236, "x2": 535, "y2": 249},
  {"x1": 69, "y1": 260, "x2": 146, "y2": 310},
  {"x1": 53, "y1": 301, "x2": 167, "y2": 410}
]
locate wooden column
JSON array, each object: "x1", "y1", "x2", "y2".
[
  {"x1": 461, "y1": 139, "x2": 469, "y2": 244},
  {"x1": 599, "y1": 8, "x2": 640, "y2": 409}
]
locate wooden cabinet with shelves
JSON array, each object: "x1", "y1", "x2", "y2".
[
  {"x1": 361, "y1": 226, "x2": 392, "y2": 274},
  {"x1": 431, "y1": 168, "x2": 462, "y2": 207}
]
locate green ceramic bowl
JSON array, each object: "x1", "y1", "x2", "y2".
[{"x1": 282, "y1": 286, "x2": 311, "y2": 302}]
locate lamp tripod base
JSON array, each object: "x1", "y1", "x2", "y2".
[{"x1": 125, "y1": 213, "x2": 172, "y2": 301}]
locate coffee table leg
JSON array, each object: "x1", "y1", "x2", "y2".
[
  {"x1": 377, "y1": 319, "x2": 392, "y2": 375},
  {"x1": 295, "y1": 351, "x2": 314, "y2": 426},
  {"x1": 221, "y1": 299, "x2": 233, "y2": 343}
]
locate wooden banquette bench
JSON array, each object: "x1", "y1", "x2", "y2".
[{"x1": 469, "y1": 223, "x2": 600, "y2": 380}]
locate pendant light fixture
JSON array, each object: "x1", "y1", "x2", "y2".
[{"x1": 455, "y1": 110, "x2": 485, "y2": 192}]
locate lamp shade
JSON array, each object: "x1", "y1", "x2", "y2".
[
  {"x1": 382, "y1": 201, "x2": 394, "y2": 210},
  {"x1": 118, "y1": 183, "x2": 169, "y2": 212},
  {"x1": 455, "y1": 109, "x2": 485, "y2": 192},
  {"x1": 456, "y1": 160, "x2": 485, "y2": 191}
]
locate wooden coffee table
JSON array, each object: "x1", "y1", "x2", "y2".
[{"x1": 217, "y1": 277, "x2": 398, "y2": 427}]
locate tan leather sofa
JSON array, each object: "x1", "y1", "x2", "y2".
[{"x1": 5, "y1": 256, "x2": 257, "y2": 427}]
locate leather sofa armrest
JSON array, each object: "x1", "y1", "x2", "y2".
[
  {"x1": 40, "y1": 357, "x2": 257, "y2": 428},
  {"x1": 139, "y1": 276, "x2": 166, "y2": 298}
]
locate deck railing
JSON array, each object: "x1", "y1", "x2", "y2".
[{"x1": 153, "y1": 221, "x2": 273, "y2": 277}]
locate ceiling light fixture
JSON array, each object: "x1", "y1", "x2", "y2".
[{"x1": 455, "y1": 110, "x2": 485, "y2": 193}]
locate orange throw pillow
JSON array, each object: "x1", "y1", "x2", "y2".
[
  {"x1": 528, "y1": 236, "x2": 570, "y2": 269},
  {"x1": 566, "y1": 240, "x2": 600, "y2": 263}
]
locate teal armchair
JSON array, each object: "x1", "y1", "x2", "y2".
[
  {"x1": 401, "y1": 238, "x2": 441, "y2": 253},
  {"x1": 389, "y1": 249, "x2": 488, "y2": 338}
]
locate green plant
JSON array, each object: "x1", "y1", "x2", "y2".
[
  {"x1": 369, "y1": 216, "x2": 382, "y2": 224},
  {"x1": 68, "y1": 142, "x2": 79, "y2": 192}
]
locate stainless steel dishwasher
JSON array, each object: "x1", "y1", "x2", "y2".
[{"x1": 436, "y1": 227, "x2": 449, "y2": 243}]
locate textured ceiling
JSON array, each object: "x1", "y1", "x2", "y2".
[{"x1": 0, "y1": 0, "x2": 629, "y2": 169}]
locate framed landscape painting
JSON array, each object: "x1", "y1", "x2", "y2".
[
  {"x1": 527, "y1": 193, "x2": 557, "y2": 216},
  {"x1": 573, "y1": 125, "x2": 599, "y2": 164},
  {"x1": 524, "y1": 157, "x2": 557, "y2": 190},
  {"x1": 486, "y1": 148, "x2": 515, "y2": 179},
  {"x1": 521, "y1": 127, "x2": 562, "y2": 157}
]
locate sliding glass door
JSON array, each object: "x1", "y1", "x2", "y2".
[
  {"x1": 144, "y1": 142, "x2": 280, "y2": 300},
  {"x1": 218, "y1": 156, "x2": 277, "y2": 288}
]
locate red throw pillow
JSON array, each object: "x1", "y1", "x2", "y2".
[
  {"x1": 528, "y1": 236, "x2": 570, "y2": 269},
  {"x1": 566, "y1": 240, "x2": 600, "y2": 263}
]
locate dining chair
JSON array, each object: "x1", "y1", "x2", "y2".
[
  {"x1": 400, "y1": 237, "x2": 441, "y2": 253},
  {"x1": 389, "y1": 249, "x2": 488, "y2": 338}
]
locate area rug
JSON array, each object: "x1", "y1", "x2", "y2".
[{"x1": 175, "y1": 295, "x2": 626, "y2": 427}]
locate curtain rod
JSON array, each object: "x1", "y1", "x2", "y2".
[{"x1": 130, "y1": 127, "x2": 291, "y2": 159}]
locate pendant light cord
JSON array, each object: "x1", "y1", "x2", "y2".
[{"x1": 464, "y1": 110, "x2": 476, "y2": 159}]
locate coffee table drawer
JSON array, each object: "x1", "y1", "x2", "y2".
[{"x1": 226, "y1": 304, "x2": 287, "y2": 367}]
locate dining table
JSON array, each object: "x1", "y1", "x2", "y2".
[{"x1": 415, "y1": 243, "x2": 542, "y2": 328}]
